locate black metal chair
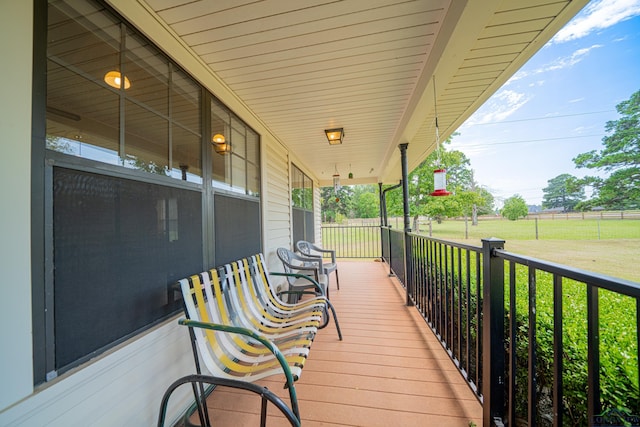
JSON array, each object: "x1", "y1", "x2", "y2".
[{"x1": 296, "y1": 240, "x2": 340, "y2": 290}]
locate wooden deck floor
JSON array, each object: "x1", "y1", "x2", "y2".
[{"x1": 197, "y1": 260, "x2": 482, "y2": 426}]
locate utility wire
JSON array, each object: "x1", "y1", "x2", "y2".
[
  {"x1": 467, "y1": 110, "x2": 614, "y2": 126},
  {"x1": 456, "y1": 133, "x2": 605, "y2": 148}
]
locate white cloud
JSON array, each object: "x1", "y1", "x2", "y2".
[
  {"x1": 507, "y1": 44, "x2": 601, "y2": 83},
  {"x1": 552, "y1": 0, "x2": 640, "y2": 43},
  {"x1": 466, "y1": 90, "x2": 530, "y2": 125}
]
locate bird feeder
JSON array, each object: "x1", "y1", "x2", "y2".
[
  {"x1": 333, "y1": 173, "x2": 341, "y2": 193},
  {"x1": 429, "y1": 76, "x2": 451, "y2": 197},
  {"x1": 430, "y1": 168, "x2": 451, "y2": 196}
]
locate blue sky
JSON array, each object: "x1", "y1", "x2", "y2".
[{"x1": 449, "y1": 0, "x2": 640, "y2": 207}]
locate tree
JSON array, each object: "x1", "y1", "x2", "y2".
[
  {"x1": 384, "y1": 136, "x2": 494, "y2": 226},
  {"x1": 475, "y1": 187, "x2": 496, "y2": 216},
  {"x1": 573, "y1": 89, "x2": 640, "y2": 209},
  {"x1": 459, "y1": 175, "x2": 495, "y2": 225},
  {"x1": 501, "y1": 195, "x2": 528, "y2": 220},
  {"x1": 406, "y1": 139, "x2": 474, "y2": 224},
  {"x1": 352, "y1": 186, "x2": 379, "y2": 218},
  {"x1": 320, "y1": 185, "x2": 354, "y2": 222},
  {"x1": 541, "y1": 173, "x2": 584, "y2": 211}
]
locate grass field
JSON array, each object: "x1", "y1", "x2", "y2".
[
  {"x1": 324, "y1": 218, "x2": 640, "y2": 282},
  {"x1": 415, "y1": 217, "x2": 640, "y2": 240},
  {"x1": 416, "y1": 218, "x2": 640, "y2": 282}
]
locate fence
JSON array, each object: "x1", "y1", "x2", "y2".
[
  {"x1": 383, "y1": 230, "x2": 640, "y2": 426},
  {"x1": 320, "y1": 225, "x2": 381, "y2": 258},
  {"x1": 323, "y1": 221, "x2": 640, "y2": 424},
  {"x1": 383, "y1": 212, "x2": 640, "y2": 241}
]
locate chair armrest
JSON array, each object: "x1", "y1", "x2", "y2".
[
  {"x1": 178, "y1": 318, "x2": 298, "y2": 387},
  {"x1": 281, "y1": 255, "x2": 323, "y2": 279},
  {"x1": 270, "y1": 272, "x2": 326, "y2": 296},
  {"x1": 310, "y1": 244, "x2": 336, "y2": 263}
]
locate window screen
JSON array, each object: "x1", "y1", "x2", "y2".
[
  {"x1": 214, "y1": 194, "x2": 261, "y2": 265},
  {"x1": 53, "y1": 167, "x2": 202, "y2": 372},
  {"x1": 291, "y1": 164, "x2": 314, "y2": 243}
]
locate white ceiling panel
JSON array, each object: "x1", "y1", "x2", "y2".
[{"x1": 122, "y1": 0, "x2": 590, "y2": 185}]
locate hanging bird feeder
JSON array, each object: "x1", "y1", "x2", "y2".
[
  {"x1": 333, "y1": 173, "x2": 341, "y2": 192},
  {"x1": 431, "y1": 168, "x2": 451, "y2": 196},
  {"x1": 430, "y1": 76, "x2": 451, "y2": 197},
  {"x1": 333, "y1": 164, "x2": 341, "y2": 194}
]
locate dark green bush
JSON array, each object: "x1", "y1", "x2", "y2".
[{"x1": 509, "y1": 272, "x2": 639, "y2": 426}]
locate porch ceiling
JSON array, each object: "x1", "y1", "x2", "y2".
[{"x1": 125, "y1": 0, "x2": 588, "y2": 186}]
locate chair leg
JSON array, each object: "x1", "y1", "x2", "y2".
[
  {"x1": 327, "y1": 300, "x2": 343, "y2": 340},
  {"x1": 318, "y1": 306, "x2": 330, "y2": 329},
  {"x1": 335, "y1": 270, "x2": 340, "y2": 290}
]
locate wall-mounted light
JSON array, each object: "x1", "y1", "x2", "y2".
[
  {"x1": 104, "y1": 71, "x2": 131, "y2": 89},
  {"x1": 212, "y1": 133, "x2": 231, "y2": 154},
  {"x1": 325, "y1": 128, "x2": 344, "y2": 145}
]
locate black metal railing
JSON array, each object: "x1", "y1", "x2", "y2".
[
  {"x1": 326, "y1": 223, "x2": 640, "y2": 426},
  {"x1": 397, "y1": 233, "x2": 640, "y2": 427},
  {"x1": 378, "y1": 227, "x2": 405, "y2": 283},
  {"x1": 410, "y1": 234, "x2": 484, "y2": 393},
  {"x1": 321, "y1": 225, "x2": 381, "y2": 258}
]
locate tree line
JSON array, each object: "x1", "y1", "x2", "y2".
[{"x1": 322, "y1": 89, "x2": 640, "y2": 222}]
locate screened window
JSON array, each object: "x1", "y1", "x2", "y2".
[
  {"x1": 46, "y1": 0, "x2": 203, "y2": 183},
  {"x1": 211, "y1": 98, "x2": 260, "y2": 196},
  {"x1": 52, "y1": 168, "x2": 202, "y2": 372},
  {"x1": 37, "y1": 0, "x2": 263, "y2": 384},
  {"x1": 291, "y1": 164, "x2": 314, "y2": 243}
]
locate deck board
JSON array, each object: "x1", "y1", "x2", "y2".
[{"x1": 199, "y1": 260, "x2": 482, "y2": 426}]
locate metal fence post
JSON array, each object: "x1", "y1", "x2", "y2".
[{"x1": 482, "y1": 238, "x2": 506, "y2": 426}]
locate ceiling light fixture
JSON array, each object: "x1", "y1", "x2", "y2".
[
  {"x1": 324, "y1": 128, "x2": 344, "y2": 145},
  {"x1": 104, "y1": 71, "x2": 131, "y2": 89}
]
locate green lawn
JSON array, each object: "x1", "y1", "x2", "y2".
[
  {"x1": 416, "y1": 218, "x2": 640, "y2": 282},
  {"x1": 416, "y1": 217, "x2": 640, "y2": 241}
]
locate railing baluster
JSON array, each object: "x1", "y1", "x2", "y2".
[
  {"x1": 508, "y1": 261, "x2": 517, "y2": 427},
  {"x1": 457, "y1": 247, "x2": 462, "y2": 364},
  {"x1": 587, "y1": 284, "x2": 601, "y2": 423},
  {"x1": 528, "y1": 267, "x2": 538, "y2": 427},
  {"x1": 476, "y1": 249, "x2": 482, "y2": 392},
  {"x1": 465, "y1": 248, "x2": 471, "y2": 380},
  {"x1": 553, "y1": 274, "x2": 563, "y2": 427},
  {"x1": 637, "y1": 297, "x2": 640, "y2": 412}
]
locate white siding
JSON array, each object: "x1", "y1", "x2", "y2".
[
  {"x1": 313, "y1": 185, "x2": 322, "y2": 245},
  {"x1": 0, "y1": 319, "x2": 194, "y2": 426},
  {"x1": 0, "y1": 0, "x2": 301, "y2": 423},
  {"x1": 263, "y1": 139, "x2": 291, "y2": 273},
  {"x1": 0, "y1": 0, "x2": 35, "y2": 411},
  {"x1": 0, "y1": 3, "x2": 198, "y2": 424}
]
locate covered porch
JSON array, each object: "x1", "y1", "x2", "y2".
[
  {"x1": 0, "y1": 1, "x2": 598, "y2": 426},
  {"x1": 181, "y1": 260, "x2": 482, "y2": 426}
]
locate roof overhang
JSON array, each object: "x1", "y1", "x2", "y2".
[{"x1": 107, "y1": 0, "x2": 589, "y2": 186}]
